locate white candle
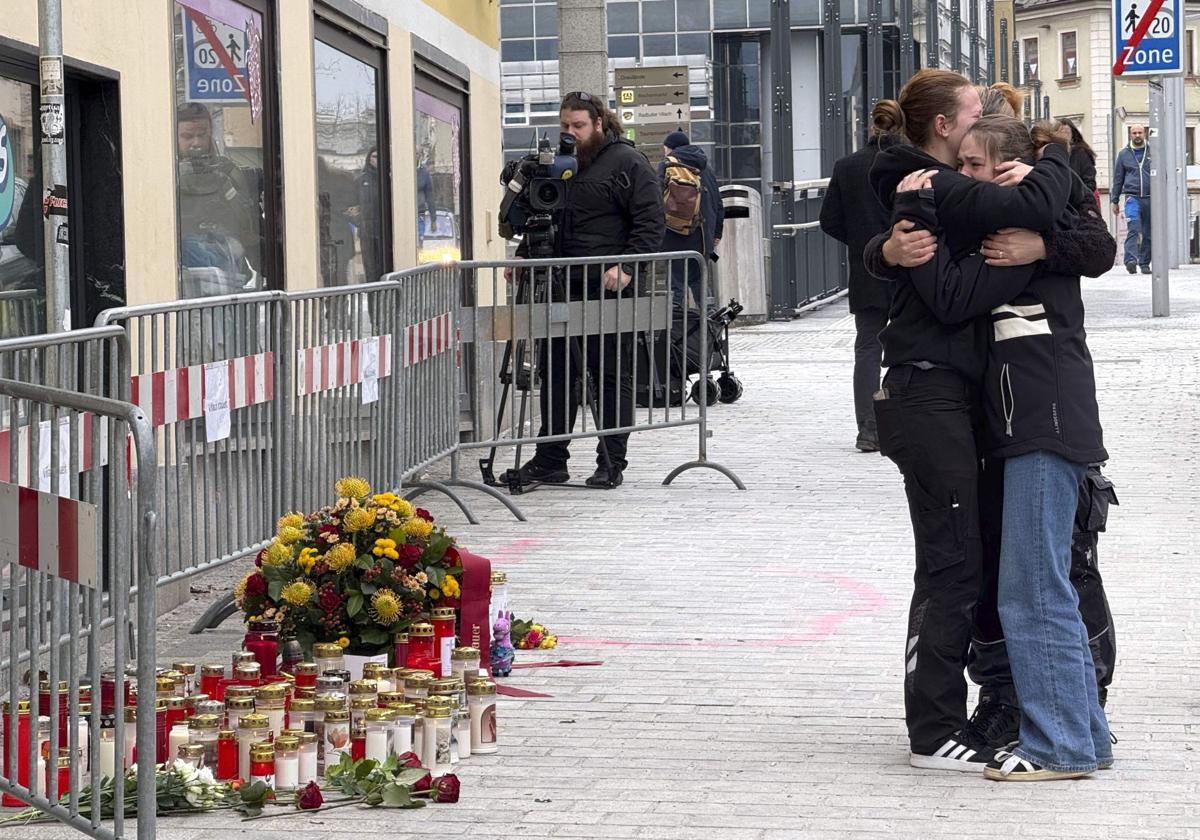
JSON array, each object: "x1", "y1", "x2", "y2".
[
  {"x1": 365, "y1": 729, "x2": 389, "y2": 763},
  {"x1": 420, "y1": 718, "x2": 436, "y2": 770},
  {"x1": 298, "y1": 744, "x2": 317, "y2": 786},
  {"x1": 391, "y1": 719, "x2": 412, "y2": 757},
  {"x1": 454, "y1": 715, "x2": 471, "y2": 763},
  {"x1": 265, "y1": 708, "x2": 286, "y2": 739},
  {"x1": 168, "y1": 725, "x2": 191, "y2": 764},
  {"x1": 274, "y1": 754, "x2": 299, "y2": 791},
  {"x1": 97, "y1": 729, "x2": 117, "y2": 780}
]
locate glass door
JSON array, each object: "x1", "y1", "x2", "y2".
[
  {"x1": 0, "y1": 71, "x2": 45, "y2": 336},
  {"x1": 414, "y1": 76, "x2": 469, "y2": 264}
]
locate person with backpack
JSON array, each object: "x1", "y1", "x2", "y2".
[{"x1": 658, "y1": 131, "x2": 724, "y2": 316}]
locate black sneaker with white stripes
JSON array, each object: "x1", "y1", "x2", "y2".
[
  {"x1": 910, "y1": 730, "x2": 996, "y2": 772},
  {"x1": 984, "y1": 749, "x2": 1093, "y2": 781}
]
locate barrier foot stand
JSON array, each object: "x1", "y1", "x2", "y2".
[
  {"x1": 402, "y1": 480, "x2": 481, "y2": 525},
  {"x1": 189, "y1": 591, "x2": 239, "y2": 634},
  {"x1": 438, "y1": 478, "x2": 527, "y2": 522},
  {"x1": 662, "y1": 458, "x2": 746, "y2": 490}
]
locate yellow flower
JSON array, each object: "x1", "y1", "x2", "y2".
[
  {"x1": 263, "y1": 540, "x2": 293, "y2": 567},
  {"x1": 393, "y1": 499, "x2": 415, "y2": 519},
  {"x1": 428, "y1": 587, "x2": 441, "y2": 601},
  {"x1": 297, "y1": 547, "x2": 320, "y2": 573},
  {"x1": 401, "y1": 517, "x2": 433, "y2": 540},
  {"x1": 343, "y1": 507, "x2": 376, "y2": 533},
  {"x1": 337, "y1": 636, "x2": 350, "y2": 649},
  {"x1": 280, "y1": 580, "x2": 315, "y2": 607},
  {"x1": 277, "y1": 512, "x2": 305, "y2": 531},
  {"x1": 335, "y1": 476, "x2": 371, "y2": 500},
  {"x1": 372, "y1": 539, "x2": 400, "y2": 560},
  {"x1": 441, "y1": 576, "x2": 460, "y2": 599},
  {"x1": 368, "y1": 589, "x2": 403, "y2": 625},
  {"x1": 277, "y1": 526, "x2": 303, "y2": 546},
  {"x1": 325, "y1": 543, "x2": 357, "y2": 572},
  {"x1": 234, "y1": 572, "x2": 250, "y2": 608},
  {"x1": 539, "y1": 635, "x2": 558, "y2": 650}
]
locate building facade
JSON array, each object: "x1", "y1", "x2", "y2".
[{"x1": 0, "y1": 0, "x2": 504, "y2": 337}]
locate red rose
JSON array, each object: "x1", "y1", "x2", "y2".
[
  {"x1": 416, "y1": 508, "x2": 433, "y2": 522},
  {"x1": 430, "y1": 774, "x2": 460, "y2": 803},
  {"x1": 245, "y1": 572, "x2": 267, "y2": 597},
  {"x1": 318, "y1": 588, "x2": 343, "y2": 611},
  {"x1": 296, "y1": 780, "x2": 323, "y2": 810},
  {"x1": 412, "y1": 772, "x2": 432, "y2": 792},
  {"x1": 397, "y1": 544, "x2": 423, "y2": 571},
  {"x1": 255, "y1": 549, "x2": 265, "y2": 568},
  {"x1": 442, "y1": 546, "x2": 460, "y2": 567},
  {"x1": 395, "y1": 751, "x2": 423, "y2": 769}
]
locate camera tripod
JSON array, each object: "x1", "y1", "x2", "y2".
[{"x1": 479, "y1": 216, "x2": 617, "y2": 493}]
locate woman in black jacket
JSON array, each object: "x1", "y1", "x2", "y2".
[
  {"x1": 862, "y1": 69, "x2": 1075, "y2": 775},
  {"x1": 895, "y1": 116, "x2": 1114, "y2": 781},
  {"x1": 1063, "y1": 119, "x2": 1098, "y2": 194}
]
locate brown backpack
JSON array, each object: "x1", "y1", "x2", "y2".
[{"x1": 662, "y1": 155, "x2": 703, "y2": 236}]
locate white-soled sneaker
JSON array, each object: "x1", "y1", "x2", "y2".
[
  {"x1": 984, "y1": 749, "x2": 1094, "y2": 781},
  {"x1": 910, "y1": 731, "x2": 996, "y2": 773}
]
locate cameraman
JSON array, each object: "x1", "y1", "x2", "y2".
[{"x1": 510, "y1": 90, "x2": 665, "y2": 488}]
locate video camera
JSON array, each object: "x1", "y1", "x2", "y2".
[{"x1": 498, "y1": 132, "x2": 577, "y2": 240}]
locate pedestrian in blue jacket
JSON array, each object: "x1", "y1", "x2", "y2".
[{"x1": 1111, "y1": 124, "x2": 1151, "y2": 274}]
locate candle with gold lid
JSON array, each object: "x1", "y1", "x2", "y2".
[
  {"x1": 293, "y1": 662, "x2": 319, "y2": 688},
  {"x1": 467, "y1": 679, "x2": 498, "y2": 754},
  {"x1": 406, "y1": 623, "x2": 436, "y2": 673},
  {"x1": 430, "y1": 607, "x2": 457, "y2": 679},
  {"x1": 313, "y1": 642, "x2": 344, "y2": 677},
  {"x1": 255, "y1": 683, "x2": 288, "y2": 737},
  {"x1": 237, "y1": 713, "x2": 270, "y2": 781},
  {"x1": 172, "y1": 662, "x2": 197, "y2": 696},
  {"x1": 404, "y1": 671, "x2": 433, "y2": 700}
]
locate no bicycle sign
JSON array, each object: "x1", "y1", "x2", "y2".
[{"x1": 1113, "y1": 0, "x2": 1183, "y2": 76}]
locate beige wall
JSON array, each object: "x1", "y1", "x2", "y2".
[
  {"x1": 278, "y1": 5, "x2": 319, "y2": 292},
  {"x1": 388, "y1": 25, "x2": 418, "y2": 270}
]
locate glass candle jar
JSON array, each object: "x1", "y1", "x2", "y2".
[
  {"x1": 379, "y1": 690, "x2": 406, "y2": 709},
  {"x1": 249, "y1": 744, "x2": 275, "y2": 788},
  {"x1": 255, "y1": 684, "x2": 288, "y2": 738},
  {"x1": 289, "y1": 698, "x2": 317, "y2": 734},
  {"x1": 154, "y1": 699, "x2": 169, "y2": 763},
  {"x1": 468, "y1": 679, "x2": 498, "y2": 754},
  {"x1": 313, "y1": 643, "x2": 344, "y2": 678},
  {"x1": 384, "y1": 702, "x2": 416, "y2": 757},
  {"x1": 322, "y1": 710, "x2": 350, "y2": 773},
  {"x1": 273, "y1": 735, "x2": 300, "y2": 791},
  {"x1": 188, "y1": 713, "x2": 221, "y2": 766},
  {"x1": 363, "y1": 663, "x2": 391, "y2": 693},
  {"x1": 392, "y1": 631, "x2": 410, "y2": 670},
  {"x1": 424, "y1": 696, "x2": 454, "y2": 774},
  {"x1": 225, "y1": 684, "x2": 257, "y2": 701},
  {"x1": 237, "y1": 714, "x2": 270, "y2": 782},
  {"x1": 160, "y1": 671, "x2": 187, "y2": 698},
  {"x1": 154, "y1": 675, "x2": 176, "y2": 701},
  {"x1": 232, "y1": 650, "x2": 258, "y2": 671},
  {"x1": 349, "y1": 679, "x2": 378, "y2": 702},
  {"x1": 244, "y1": 620, "x2": 280, "y2": 678},
  {"x1": 216, "y1": 730, "x2": 238, "y2": 780},
  {"x1": 364, "y1": 708, "x2": 394, "y2": 762},
  {"x1": 293, "y1": 663, "x2": 318, "y2": 689},
  {"x1": 453, "y1": 702, "x2": 471, "y2": 763},
  {"x1": 122, "y1": 707, "x2": 137, "y2": 769},
  {"x1": 1, "y1": 700, "x2": 32, "y2": 807},
  {"x1": 225, "y1": 697, "x2": 254, "y2": 733},
  {"x1": 199, "y1": 665, "x2": 226, "y2": 701},
  {"x1": 97, "y1": 723, "x2": 118, "y2": 781},
  {"x1": 451, "y1": 647, "x2": 481, "y2": 699},
  {"x1": 350, "y1": 720, "x2": 366, "y2": 762},
  {"x1": 489, "y1": 571, "x2": 508, "y2": 626},
  {"x1": 404, "y1": 672, "x2": 433, "y2": 700},
  {"x1": 168, "y1": 723, "x2": 191, "y2": 766},
  {"x1": 431, "y1": 677, "x2": 464, "y2": 705},
  {"x1": 314, "y1": 675, "x2": 344, "y2": 701},
  {"x1": 100, "y1": 670, "x2": 131, "y2": 716},
  {"x1": 279, "y1": 638, "x2": 304, "y2": 676},
  {"x1": 172, "y1": 662, "x2": 197, "y2": 696},
  {"x1": 234, "y1": 662, "x2": 262, "y2": 687},
  {"x1": 406, "y1": 623, "x2": 436, "y2": 674},
  {"x1": 165, "y1": 696, "x2": 188, "y2": 732},
  {"x1": 195, "y1": 699, "x2": 225, "y2": 721},
  {"x1": 325, "y1": 669, "x2": 352, "y2": 694},
  {"x1": 430, "y1": 608, "x2": 457, "y2": 679},
  {"x1": 178, "y1": 742, "x2": 206, "y2": 769},
  {"x1": 296, "y1": 731, "x2": 318, "y2": 786},
  {"x1": 48, "y1": 751, "x2": 70, "y2": 798},
  {"x1": 350, "y1": 696, "x2": 376, "y2": 729}
]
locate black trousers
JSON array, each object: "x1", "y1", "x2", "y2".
[
  {"x1": 874, "y1": 365, "x2": 983, "y2": 753},
  {"x1": 853, "y1": 308, "x2": 888, "y2": 437},
  {"x1": 969, "y1": 464, "x2": 1118, "y2": 706}
]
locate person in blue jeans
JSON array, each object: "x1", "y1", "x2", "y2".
[{"x1": 1111, "y1": 124, "x2": 1151, "y2": 274}]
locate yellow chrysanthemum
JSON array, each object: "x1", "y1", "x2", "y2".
[
  {"x1": 325, "y1": 543, "x2": 357, "y2": 572},
  {"x1": 428, "y1": 587, "x2": 441, "y2": 601},
  {"x1": 343, "y1": 507, "x2": 376, "y2": 533},
  {"x1": 539, "y1": 635, "x2": 558, "y2": 650},
  {"x1": 372, "y1": 539, "x2": 399, "y2": 560},
  {"x1": 297, "y1": 547, "x2": 320, "y2": 573},
  {"x1": 392, "y1": 499, "x2": 415, "y2": 518},
  {"x1": 337, "y1": 636, "x2": 350, "y2": 649},
  {"x1": 234, "y1": 572, "x2": 251, "y2": 608},
  {"x1": 262, "y1": 540, "x2": 293, "y2": 567},
  {"x1": 335, "y1": 476, "x2": 371, "y2": 500},
  {"x1": 373, "y1": 492, "x2": 399, "y2": 506},
  {"x1": 440, "y1": 575, "x2": 460, "y2": 599},
  {"x1": 280, "y1": 580, "x2": 315, "y2": 607},
  {"x1": 401, "y1": 517, "x2": 433, "y2": 540},
  {"x1": 368, "y1": 589, "x2": 403, "y2": 625},
  {"x1": 277, "y1": 512, "x2": 305, "y2": 531},
  {"x1": 277, "y1": 526, "x2": 303, "y2": 546}
]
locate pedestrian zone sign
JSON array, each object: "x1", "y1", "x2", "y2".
[
  {"x1": 1113, "y1": 0, "x2": 1183, "y2": 76},
  {"x1": 184, "y1": 10, "x2": 250, "y2": 103}
]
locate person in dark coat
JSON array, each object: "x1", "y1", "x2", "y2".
[
  {"x1": 1063, "y1": 120, "x2": 1097, "y2": 194},
  {"x1": 358, "y1": 147, "x2": 384, "y2": 283},
  {"x1": 819, "y1": 118, "x2": 901, "y2": 451},
  {"x1": 658, "y1": 131, "x2": 724, "y2": 315}
]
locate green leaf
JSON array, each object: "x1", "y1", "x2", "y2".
[
  {"x1": 380, "y1": 783, "x2": 425, "y2": 808},
  {"x1": 388, "y1": 527, "x2": 406, "y2": 544},
  {"x1": 267, "y1": 579, "x2": 284, "y2": 602},
  {"x1": 355, "y1": 759, "x2": 379, "y2": 781},
  {"x1": 359, "y1": 627, "x2": 388, "y2": 645},
  {"x1": 347, "y1": 593, "x2": 364, "y2": 618},
  {"x1": 394, "y1": 768, "x2": 430, "y2": 787},
  {"x1": 425, "y1": 566, "x2": 446, "y2": 588},
  {"x1": 354, "y1": 554, "x2": 375, "y2": 571},
  {"x1": 361, "y1": 580, "x2": 378, "y2": 596}
]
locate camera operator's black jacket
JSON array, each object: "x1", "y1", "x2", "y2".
[{"x1": 555, "y1": 133, "x2": 665, "y2": 265}]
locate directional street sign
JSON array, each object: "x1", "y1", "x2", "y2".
[
  {"x1": 617, "y1": 85, "x2": 688, "y2": 106},
  {"x1": 1113, "y1": 0, "x2": 1182, "y2": 76},
  {"x1": 624, "y1": 121, "x2": 691, "y2": 145},
  {"x1": 621, "y1": 104, "x2": 689, "y2": 125},
  {"x1": 614, "y1": 66, "x2": 689, "y2": 88}
]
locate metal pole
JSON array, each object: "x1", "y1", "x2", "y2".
[
  {"x1": 925, "y1": 0, "x2": 939, "y2": 68},
  {"x1": 1149, "y1": 77, "x2": 1169, "y2": 316},
  {"x1": 1013, "y1": 42, "x2": 1022, "y2": 86},
  {"x1": 950, "y1": 0, "x2": 962, "y2": 72},
  {"x1": 769, "y1": 0, "x2": 797, "y2": 319},
  {"x1": 1043, "y1": 94, "x2": 1050, "y2": 120},
  {"x1": 867, "y1": 0, "x2": 884, "y2": 107},
  {"x1": 986, "y1": 0, "x2": 996, "y2": 83},
  {"x1": 969, "y1": 0, "x2": 981, "y2": 82},
  {"x1": 823, "y1": 0, "x2": 845, "y2": 169},
  {"x1": 899, "y1": 0, "x2": 916, "y2": 81},
  {"x1": 999, "y1": 17, "x2": 1009, "y2": 82},
  {"x1": 38, "y1": 0, "x2": 70, "y2": 333},
  {"x1": 1164, "y1": 75, "x2": 1187, "y2": 267}
]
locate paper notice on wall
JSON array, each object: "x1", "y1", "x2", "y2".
[
  {"x1": 361, "y1": 337, "x2": 380, "y2": 405},
  {"x1": 204, "y1": 362, "x2": 231, "y2": 442},
  {"x1": 37, "y1": 416, "x2": 72, "y2": 497}
]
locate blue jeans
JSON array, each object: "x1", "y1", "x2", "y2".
[
  {"x1": 1123, "y1": 196, "x2": 1151, "y2": 268},
  {"x1": 999, "y1": 451, "x2": 1112, "y2": 771}
]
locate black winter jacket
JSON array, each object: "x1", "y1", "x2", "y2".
[
  {"x1": 865, "y1": 144, "x2": 1073, "y2": 382},
  {"x1": 1069, "y1": 146, "x2": 1097, "y2": 193},
  {"x1": 819, "y1": 134, "x2": 901, "y2": 313},
  {"x1": 900, "y1": 183, "x2": 1111, "y2": 463},
  {"x1": 657, "y1": 144, "x2": 725, "y2": 257},
  {"x1": 556, "y1": 133, "x2": 665, "y2": 263}
]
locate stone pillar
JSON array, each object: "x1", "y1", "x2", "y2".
[{"x1": 557, "y1": 0, "x2": 608, "y2": 100}]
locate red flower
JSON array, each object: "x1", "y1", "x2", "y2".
[
  {"x1": 397, "y1": 544, "x2": 423, "y2": 571},
  {"x1": 318, "y1": 587, "x2": 343, "y2": 612},
  {"x1": 415, "y1": 508, "x2": 433, "y2": 522},
  {"x1": 245, "y1": 572, "x2": 267, "y2": 597},
  {"x1": 430, "y1": 774, "x2": 460, "y2": 803},
  {"x1": 296, "y1": 780, "x2": 323, "y2": 810},
  {"x1": 412, "y1": 772, "x2": 432, "y2": 792},
  {"x1": 395, "y1": 751, "x2": 424, "y2": 769},
  {"x1": 442, "y1": 546, "x2": 460, "y2": 567},
  {"x1": 255, "y1": 549, "x2": 266, "y2": 568}
]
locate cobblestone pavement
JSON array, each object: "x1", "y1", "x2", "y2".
[{"x1": 10, "y1": 267, "x2": 1200, "y2": 839}]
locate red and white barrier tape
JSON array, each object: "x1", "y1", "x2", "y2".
[
  {"x1": 296, "y1": 335, "x2": 392, "y2": 397},
  {"x1": 404, "y1": 313, "x2": 453, "y2": 368},
  {"x1": 131, "y1": 352, "x2": 275, "y2": 427},
  {"x1": 0, "y1": 480, "x2": 98, "y2": 588}
]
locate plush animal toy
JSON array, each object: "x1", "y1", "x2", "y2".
[{"x1": 490, "y1": 610, "x2": 515, "y2": 677}]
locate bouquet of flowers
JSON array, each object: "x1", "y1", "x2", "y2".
[
  {"x1": 236, "y1": 477, "x2": 463, "y2": 655},
  {"x1": 510, "y1": 616, "x2": 558, "y2": 650}
]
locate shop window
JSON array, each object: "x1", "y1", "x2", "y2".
[
  {"x1": 0, "y1": 76, "x2": 43, "y2": 334},
  {"x1": 171, "y1": 0, "x2": 279, "y2": 297},
  {"x1": 415, "y1": 78, "x2": 468, "y2": 264}
]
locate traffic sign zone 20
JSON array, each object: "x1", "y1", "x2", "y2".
[{"x1": 1114, "y1": 0, "x2": 1182, "y2": 76}]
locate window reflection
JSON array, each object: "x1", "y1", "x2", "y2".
[
  {"x1": 314, "y1": 37, "x2": 384, "y2": 285},
  {"x1": 414, "y1": 90, "x2": 463, "y2": 264},
  {"x1": 0, "y1": 77, "x2": 45, "y2": 336},
  {"x1": 171, "y1": 0, "x2": 268, "y2": 298}
]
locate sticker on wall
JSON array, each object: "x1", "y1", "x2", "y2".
[
  {"x1": 56, "y1": 223, "x2": 69, "y2": 245},
  {"x1": 39, "y1": 56, "x2": 64, "y2": 97},
  {"x1": 40, "y1": 102, "x2": 65, "y2": 145},
  {"x1": 42, "y1": 185, "x2": 68, "y2": 218},
  {"x1": 0, "y1": 115, "x2": 13, "y2": 230}
]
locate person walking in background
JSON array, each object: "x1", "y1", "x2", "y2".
[
  {"x1": 1112, "y1": 124, "x2": 1151, "y2": 274},
  {"x1": 1063, "y1": 119, "x2": 1097, "y2": 197},
  {"x1": 659, "y1": 130, "x2": 724, "y2": 316},
  {"x1": 819, "y1": 106, "x2": 901, "y2": 452},
  {"x1": 357, "y1": 147, "x2": 384, "y2": 283}
]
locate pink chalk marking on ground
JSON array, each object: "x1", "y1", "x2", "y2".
[
  {"x1": 558, "y1": 573, "x2": 887, "y2": 651},
  {"x1": 487, "y1": 537, "x2": 540, "y2": 566}
]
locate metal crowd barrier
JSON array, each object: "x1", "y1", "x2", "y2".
[
  {"x1": 770, "y1": 178, "x2": 850, "y2": 318},
  {"x1": 0, "y1": 378, "x2": 158, "y2": 840},
  {"x1": 455, "y1": 252, "x2": 744, "y2": 491}
]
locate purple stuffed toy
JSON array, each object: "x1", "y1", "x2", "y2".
[{"x1": 490, "y1": 610, "x2": 515, "y2": 677}]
